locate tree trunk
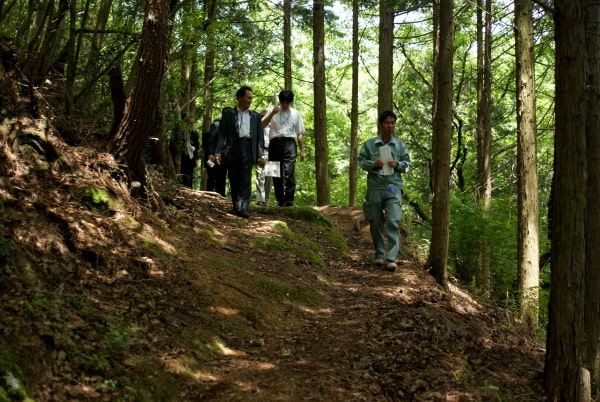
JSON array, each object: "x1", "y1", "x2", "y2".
[
  {"x1": 348, "y1": 0, "x2": 359, "y2": 207},
  {"x1": 584, "y1": 1, "x2": 600, "y2": 394},
  {"x1": 475, "y1": 0, "x2": 492, "y2": 297},
  {"x1": 545, "y1": 1, "x2": 588, "y2": 400},
  {"x1": 378, "y1": 0, "x2": 393, "y2": 113},
  {"x1": 201, "y1": 0, "x2": 218, "y2": 190},
  {"x1": 111, "y1": 0, "x2": 171, "y2": 191},
  {"x1": 201, "y1": 0, "x2": 217, "y2": 134},
  {"x1": 515, "y1": 0, "x2": 540, "y2": 331},
  {"x1": 64, "y1": 0, "x2": 77, "y2": 115},
  {"x1": 313, "y1": 0, "x2": 330, "y2": 206},
  {"x1": 283, "y1": 0, "x2": 292, "y2": 90},
  {"x1": 427, "y1": 0, "x2": 453, "y2": 291}
]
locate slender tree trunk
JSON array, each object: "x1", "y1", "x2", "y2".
[
  {"x1": 35, "y1": 0, "x2": 69, "y2": 81},
  {"x1": 313, "y1": 0, "x2": 329, "y2": 206},
  {"x1": 283, "y1": 0, "x2": 292, "y2": 90},
  {"x1": 515, "y1": 0, "x2": 540, "y2": 331},
  {"x1": 111, "y1": 0, "x2": 171, "y2": 191},
  {"x1": 349, "y1": 0, "x2": 359, "y2": 207},
  {"x1": 545, "y1": 0, "x2": 589, "y2": 400},
  {"x1": 200, "y1": 0, "x2": 218, "y2": 190},
  {"x1": 584, "y1": 1, "x2": 600, "y2": 395},
  {"x1": 178, "y1": 0, "x2": 199, "y2": 187},
  {"x1": 64, "y1": 0, "x2": 77, "y2": 115},
  {"x1": 202, "y1": 0, "x2": 217, "y2": 135},
  {"x1": 427, "y1": 0, "x2": 453, "y2": 291},
  {"x1": 22, "y1": 0, "x2": 50, "y2": 67},
  {"x1": 475, "y1": 0, "x2": 492, "y2": 296},
  {"x1": 378, "y1": 0, "x2": 393, "y2": 113}
]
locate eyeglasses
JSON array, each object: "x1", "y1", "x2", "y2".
[{"x1": 382, "y1": 121, "x2": 396, "y2": 126}]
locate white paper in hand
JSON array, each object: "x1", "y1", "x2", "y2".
[
  {"x1": 264, "y1": 161, "x2": 281, "y2": 177},
  {"x1": 379, "y1": 145, "x2": 394, "y2": 176}
]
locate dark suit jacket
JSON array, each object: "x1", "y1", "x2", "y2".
[
  {"x1": 202, "y1": 119, "x2": 220, "y2": 157},
  {"x1": 216, "y1": 107, "x2": 264, "y2": 164}
]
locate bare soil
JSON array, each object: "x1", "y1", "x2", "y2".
[{"x1": 0, "y1": 117, "x2": 546, "y2": 401}]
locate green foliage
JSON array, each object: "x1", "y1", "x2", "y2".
[{"x1": 448, "y1": 194, "x2": 519, "y2": 298}]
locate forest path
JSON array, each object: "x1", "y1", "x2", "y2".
[{"x1": 176, "y1": 202, "x2": 545, "y2": 401}]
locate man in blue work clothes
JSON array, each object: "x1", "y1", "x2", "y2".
[{"x1": 358, "y1": 110, "x2": 410, "y2": 272}]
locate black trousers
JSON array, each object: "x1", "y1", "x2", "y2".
[
  {"x1": 181, "y1": 154, "x2": 197, "y2": 188},
  {"x1": 225, "y1": 139, "x2": 253, "y2": 213},
  {"x1": 269, "y1": 137, "x2": 297, "y2": 206},
  {"x1": 205, "y1": 161, "x2": 227, "y2": 196}
]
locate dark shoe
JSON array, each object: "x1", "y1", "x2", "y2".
[
  {"x1": 284, "y1": 201, "x2": 293, "y2": 207},
  {"x1": 256, "y1": 201, "x2": 266, "y2": 206},
  {"x1": 238, "y1": 210, "x2": 250, "y2": 218}
]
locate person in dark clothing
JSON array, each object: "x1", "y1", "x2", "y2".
[
  {"x1": 202, "y1": 119, "x2": 227, "y2": 196},
  {"x1": 180, "y1": 113, "x2": 200, "y2": 188},
  {"x1": 215, "y1": 87, "x2": 264, "y2": 218}
]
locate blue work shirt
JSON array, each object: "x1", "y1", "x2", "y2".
[{"x1": 358, "y1": 135, "x2": 410, "y2": 191}]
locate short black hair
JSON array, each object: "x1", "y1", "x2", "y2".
[
  {"x1": 278, "y1": 89, "x2": 294, "y2": 103},
  {"x1": 236, "y1": 86, "x2": 253, "y2": 99},
  {"x1": 378, "y1": 110, "x2": 397, "y2": 124}
]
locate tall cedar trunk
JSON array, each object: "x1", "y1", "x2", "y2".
[
  {"x1": 201, "y1": 0, "x2": 218, "y2": 190},
  {"x1": 428, "y1": 0, "x2": 453, "y2": 291},
  {"x1": 584, "y1": 0, "x2": 600, "y2": 391},
  {"x1": 378, "y1": 0, "x2": 393, "y2": 113},
  {"x1": 475, "y1": 0, "x2": 492, "y2": 296},
  {"x1": 201, "y1": 0, "x2": 217, "y2": 134},
  {"x1": 283, "y1": 0, "x2": 292, "y2": 90},
  {"x1": 313, "y1": 0, "x2": 330, "y2": 205},
  {"x1": 348, "y1": 0, "x2": 359, "y2": 207},
  {"x1": 545, "y1": 0, "x2": 588, "y2": 400},
  {"x1": 64, "y1": 0, "x2": 77, "y2": 115},
  {"x1": 515, "y1": 0, "x2": 540, "y2": 331},
  {"x1": 178, "y1": 0, "x2": 198, "y2": 187},
  {"x1": 111, "y1": 0, "x2": 170, "y2": 191}
]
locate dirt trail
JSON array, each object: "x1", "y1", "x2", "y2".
[{"x1": 171, "y1": 202, "x2": 545, "y2": 401}]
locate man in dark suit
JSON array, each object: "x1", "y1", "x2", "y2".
[
  {"x1": 215, "y1": 86, "x2": 264, "y2": 218},
  {"x1": 180, "y1": 113, "x2": 200, "y2": 188},
  {"x1": 202, "y1": 119, "x2": 226, "y2": 196}
]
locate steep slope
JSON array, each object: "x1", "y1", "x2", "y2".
[{"x1": 0, "y1": 118, "x2": 545, "y2": 401}]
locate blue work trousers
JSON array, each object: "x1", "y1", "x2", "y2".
[{"x1": 363, "y1": 186, "x2": 403, "y2": 261}]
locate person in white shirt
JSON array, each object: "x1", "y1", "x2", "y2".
[
  {"x1": 261, "y1": 90, "x2": 305, "y2": 207},
  {"x1": 255, "y1": 108, "x2": 273, "y2": 205}
]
